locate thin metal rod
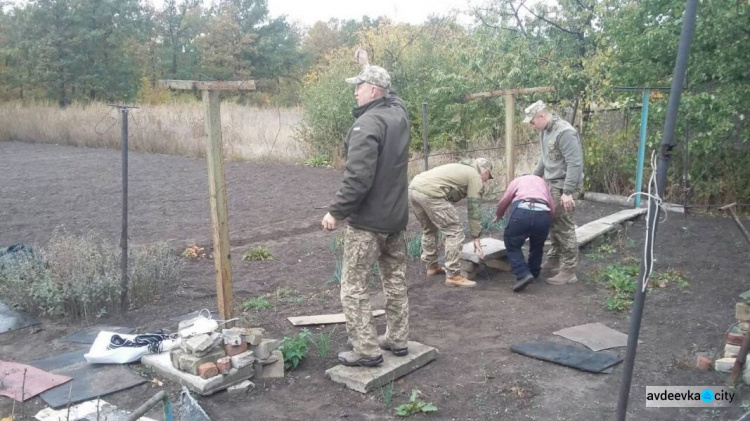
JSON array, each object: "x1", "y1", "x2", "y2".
[
  {"x1": 634, "y1": 88, "x2": 649, "y2": 208},
  {"x1": 120, "y1": 108, "x2": 129, "y2": 311},
  {"x1": 616, "y1": 0, "x2": 698, "y2": 419},
  {"x1": 422, "y1": 102, "x2": 428, "y2": 171}
]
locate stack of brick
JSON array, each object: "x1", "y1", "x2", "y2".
[
  {"x1": 712, "y1": 292, "x2": 750, "y2": 385},
  {"x1": 170, "y1": 324, "x2": 285, "y2": 381}
]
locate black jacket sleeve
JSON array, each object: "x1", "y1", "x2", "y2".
[{"x1": 328, "y1": 116, "x2": 381, "y2": 220}]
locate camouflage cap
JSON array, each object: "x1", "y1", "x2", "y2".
[
  {"x1": 475, "y1": 157, "x2": 494, "y2": 179},
  {"x1": 345, "y1": 65, "x2": 391, "y2": 89},
  {"x1": 523, "y1": 100, "x2": 548, "y2": 123}
]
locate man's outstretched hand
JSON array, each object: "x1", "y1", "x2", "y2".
[{"x1": 354, "y1": 48, "x2": 370, "y2": 67}]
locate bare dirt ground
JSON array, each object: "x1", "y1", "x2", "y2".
[{"x1": 1, "y1": 141, "x2": 748, "y2": 420}]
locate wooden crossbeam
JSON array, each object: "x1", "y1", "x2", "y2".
[
  {"x1": 464, "y1": 86, "x2": 555, "y2": 101},
  {"x1": 157, "y1": 80, "x2": 256, "y2": 91},
  {"x1": 157, "y1": 79, "x2": 257, "y2": 326}
]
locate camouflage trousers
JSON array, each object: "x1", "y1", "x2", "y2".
[
  {"x1": 340, "y1": 226, "x2": 409, "y2": 357},
  {"x1": 409, "y1": 189, "x2": 464, "y2": 278},
  {"x1": 548, "y1": 187, "x2": 580, "y2": 269}
]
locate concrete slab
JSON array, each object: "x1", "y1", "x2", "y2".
[
  {"x1": 325, "y1": 341, "x2": 437, "y2": 393},
  {"x1": 141, "y1": 352, "x2": 254, "y2": 396},
  {"x1": 460, "y1": 208, "x2": 647, "y2": 263},
  {"x1": 288, "y1": 310, "x2": 385, "y2": 326},
  {"x1": 461, "y1": 238, "x2": 506, "y2": 263}
]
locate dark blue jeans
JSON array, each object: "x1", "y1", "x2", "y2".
[{"x1": 503, "y1": 202, "x2": 552, "y2": 280}]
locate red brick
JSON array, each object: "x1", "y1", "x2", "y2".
[
  {"x1": 216, "y1": 357, "x2": 231, "y2": 374},
  {"x1": 727, "y1": 332, "x2": 745, "y2": 346},
  {"x1": 696, "y1": 355, "x2": 712, "y2": 371},
  {"x1": 198, "y1": 362, "x2": 218, "y2": 379},
  {"x1": 224, "y1": 340, "x2": 248, "y2": 357}
]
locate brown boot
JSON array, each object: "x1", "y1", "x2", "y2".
[
  {"x1": 546, "y1": 268, "x2": 578, "y2": 285},
  {"x1": 445, "y1": 275, "x2": 476, "y2": 288},
  {"x1": 427, "y1": 265, "x2": 446, "y2": 276},
  {"x1": 541, "y1": 257, "x2": 560, "y2": 272}
]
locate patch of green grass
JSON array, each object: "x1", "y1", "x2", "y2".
[
  {"x1": 606, "y1": 295, "x2": 633, "y2": 312},
  {"x1": 303, "y1": 154, "x2": 331, "y2": 168},
  {"x1": 596, "y1": 243, "x2": 616, "y2": 254},
  {"x1": 381, "y1": 381, "x2": 395, "y2": 409},
  {"x1": 242, "y1": 246, "x2": 274, "y2": 262},
  {"x1": 395, "y1": 389, "x2": 437, "y2": 417},
  {"x1": 309, "y1": 326, "x2": 336, "y2": 358},
  {"x1": 242, "y1": 295, "x2": 274, "y2": 310},
  {"x1": 598, "y1": 264, "x2": 639, "y2": 312}
]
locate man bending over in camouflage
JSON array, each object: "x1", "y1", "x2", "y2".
[
  {"x1": 525, "y1": 100, "x2": 584, "y2": 285},
  {"x1": 322, "y1": 55, "x2": 411, "y2": 367},
  {"x1": 408, "y1": 158, "x2": 494, "y2": 288}
]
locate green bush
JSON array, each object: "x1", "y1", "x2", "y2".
[{"x1": 279, "y1": 329, "x2": 312, "y2": 371}]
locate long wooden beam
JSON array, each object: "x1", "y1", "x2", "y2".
[
  {"x1": 464, "y1": 86, "x2": 555, "y2": 101},
  {"x1": 157, "y1": 80, "x2": 256, "y2": 91}
]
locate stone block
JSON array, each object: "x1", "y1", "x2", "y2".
[
  {"x1": 225, "y1": 341, "x2": 248, "y2": 357},
  {"x1": 141, "y1": 353, "x2": 255, "y2": 396},
  {"x1": 460, "y1": 270, "x2": 477, "y2": 280},
  {"x1": 460, "y1": 260, "x2": 477, "y2": 272},
  {"x1": 241, "y1": 328, "x2": 265, "y2": 346},
  {"x1": 198, "y1": 362, "x2": 218, "y2": 379},
  {"x1": 227, "y1": 380, "x2": 255, "y2": 394},
  {"x1": 230, "y1": 351, "x2": 256, "y2": 369},
  {"x1": 250, "y1": 338, "x2": 281, "y2": 360},
  {"x1": 222, "y1": 329, "x2": 243, "y2": 346},
  {"x1": 485, "y1": 259, "x2": 511, "y2": 271},
  {"x1": 737, "y1": 302, "x2": 750, "y2": 322},
  {"x1": 255, "y1": 350, "x2": 284, "y2": 380},
  {"x1": 170, "y1": 347, "x2": 184, "y2": 369},
  {"x1": 326, "y1": 341, "x2": 438, "y2": 393},
  {"x1": 714, "y1": 357, "x2": 736, "y2": 373},
  {"x1": 185, "y1": 334, "x2": 215, "y2": 353},
  {"x1": 216, "y1": 357, "x2": 231, "y2": 374},
  {"x1": 725, "y1": 344, "x2": 741, "y2": 359},
  {"x1": 461, "y1": 238, "x2": 506, "y2": 263},
  {"x1": 740, "y1": 322, "x2": 750, "y2": 332},
  {"x1": 177, "y1": 347, "x2": 227, "y2": 375}
]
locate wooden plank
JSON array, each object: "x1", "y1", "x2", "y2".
[
  {"x1": 203, "y1": 90, "x2": 234, "y2": 326},
  {"x1": 505, "y1": 93, "x2": 515, "y2": 186},
  {"x1": 464, "y1": 86, "x2": 555, "y2": 101},
  {"x1": 595, "y1": 208, "x2": 648, "y2": 226},
  {"x1": 158, "y1": 80, "x2": 256, "y2": 91},
  {"x1": 287, "y1": 310, "x2": 385, "y2": 326}
]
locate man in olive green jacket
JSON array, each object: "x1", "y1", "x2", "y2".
[{"x1": 409, "y1": 158, "x2": 494, "y2": 288}]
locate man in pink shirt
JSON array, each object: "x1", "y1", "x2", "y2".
[{"x1": 493, "y1": 174, "x2": 556, "y2": 292}]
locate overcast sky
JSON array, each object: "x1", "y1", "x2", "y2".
[{"x1": 266, "y1": 0, "x2": 475, "y2": 26}]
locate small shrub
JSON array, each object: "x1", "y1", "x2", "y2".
[
  {"x1": 182, "y1": 245, "x2": 205, "y2": 258},
  {"x1": 327, "y1": 258, "x2": 343, "y2": 284},
  {"x1": 279, "y1": 329, "x2": 312, "y2": 371},
  {"x1": 395, "y1": 389, "x2": 438, "y2": 417},
  {"x1": 599, "y1": 264, "x2": 639, "y2": 312},
  {"x1": 481, "y1": 208, "x2": 504, "y2": 233},
  {"x1": 243, "y1": 246, "x2": 274, "y2": 262},
  {"x1": 651, "y1": 269, "x2": 689, "y2": 289},
  {"x1": 606, "y1": 294, "x2": 633, "y2": 312},
  {"x1": 242, "y1": 295, "x2": 273, "y2": 310}
]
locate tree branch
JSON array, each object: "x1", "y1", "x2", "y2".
[{"x1": 521, "y1": 4, "x2": 580, "y2": 36}]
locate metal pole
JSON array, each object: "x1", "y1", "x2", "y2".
[
  {"x1": 616, "y1": 0, "x2": 697, "y2": 419},
  {"x1": 120, "y1": 108, "x2": 129, "y2": 311},
  {"x1": 634, "y1": 88, "x2": 649, "y2": 208},
  {"x1": 422, "y1": 102, "x2": 428, "y2": 171},
  {"x1": 125, "y1": 391, "x2": 171, "y2": 421}
]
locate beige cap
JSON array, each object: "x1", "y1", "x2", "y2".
[{"x1": 523, "y1": 100, "x2": 548, "y2": 123}]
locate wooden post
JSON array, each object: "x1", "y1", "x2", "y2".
[
  {"x1": 464, "y1": 86, "x2": 555, "y2": 187},
  {"x1": 505, "y1": 94, "x2": 515, "y2": 186},
  {"x1": 158, "y1": 79, "x2": 255, "y2": 326},
  {"x1": 203, "y1": 89, "x2": 234, "y2": 325}
]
